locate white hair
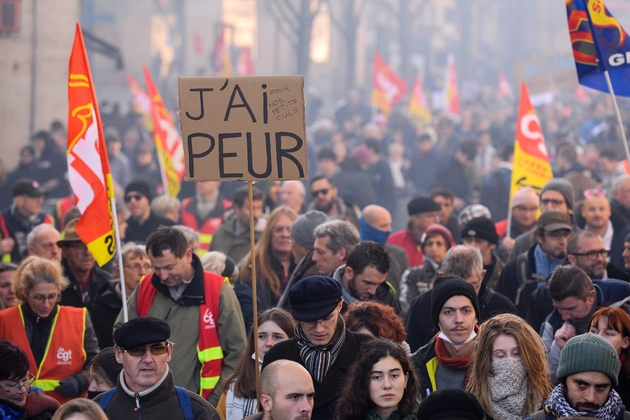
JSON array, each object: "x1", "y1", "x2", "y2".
[{"x1": 26, "y1": 224, "x2": 60, "y2": 247}]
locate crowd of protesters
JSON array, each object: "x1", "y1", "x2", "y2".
[{"x1": 3, "y1": 85, "x2": 630, "y2": 419}]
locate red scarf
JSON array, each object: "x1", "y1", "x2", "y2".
[{"x1": 433, "y1": 325, "x2": 479, "y2": 385}]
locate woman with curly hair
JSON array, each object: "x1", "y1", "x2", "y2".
[
  {"x1": 217, "y1": 308, "x2": 295, "y2": 420},
  {"x1": 344, "y1": 301, "x2": 410, "y2": 354},
  {"x1": 335, "y1": 338, "x2": 420, "y2": 420},
  {"x1": 237, "y1": 206, "x2": 298, "y2": 309},
  {"x1": 589, "y1": 307, "x2": 630, "y2": 406},
  {"x1": 467, "y1": 313, "x2": 552, "y2": 420}
]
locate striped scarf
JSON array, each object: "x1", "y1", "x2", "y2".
[{"x1": 295, "y1": 316, "x2": 347, "y2": 383}]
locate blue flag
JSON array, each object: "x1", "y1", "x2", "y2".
[{"x1": 566, "y1": 0, "x2": 630, "y2": 96}]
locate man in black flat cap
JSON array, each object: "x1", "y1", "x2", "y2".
[
  {"x1": 95, "y1": 317, "x2": 220, "y2": 420},
  {"x1": 262, "y1": 275, "x2": 373, "y2": 420}
]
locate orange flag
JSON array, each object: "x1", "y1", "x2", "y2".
[
  {"x1": 509, "y1": 83, "x2": 553, "y2": 202},
  {"x1": 408, "y1": 77, "x2": 431, "y2": 124},
  {"x1": 126, "y1": 72, "x2": 153, "y2": 132},
  {"x1": 67, "y1": 23, "x2": 115, "y2": 266},
  {"x1": 372, "y1": 52, "x2": 408, "y2": 116},
  {"x1": 444, "y1": 53, "x2": 460, "y2": 118},
  {"x1": 143, "y1": 65, "x2": 185, "y2": 197}
]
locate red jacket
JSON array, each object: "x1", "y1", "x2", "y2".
[{"x1": 387, "y1": 229, "x2": 424, "y2": 267}]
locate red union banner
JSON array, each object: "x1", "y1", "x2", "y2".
[
  {"x1": 143, "y1": 65, "x2": 185, "y2": 196},
  {"x1": 408, "y1": 76, "x2": 431, "y2": 124},
  {"x1": 372, "y1": 52, "x2": 408, "y2": 116},
  {"x1": 67, "y1": 23, "x2": 115, "y2": 266}
]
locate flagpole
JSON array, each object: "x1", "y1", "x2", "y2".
[
  {"x1": 603, "y1": 70, "x2": 630, "y2": 165},
  {"x1": 248, "y1": 181, "x2": 260, "y2": 402},
  {"x1": 110, "y1": 197, "x2": 128, "y2": 322}
]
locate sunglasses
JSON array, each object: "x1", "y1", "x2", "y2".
[
  {"x1": 123, "y1": 343, "x2": 170, "y2": 357},
  {"x1": 311, "y1": 188, "x2": 329, "y2": 198},
  {"x1": 125, "y1": 193, "x2": 144, "y2": 203}
]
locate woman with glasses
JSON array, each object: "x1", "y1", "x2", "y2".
[
  {"x1": 90, "y1": 243, "x2": 152, "y2": 348},
  {"x1": 0, "y1": 257, "x2": 99, "y2": 404},
  {"x1": 237, "y1": 206, "x2": 298, "y2": 309},
  {"x1": 335, "y1": 338, "x2": 420, "y2": 420},
  {"x1": 217, "y1": 308, "x2": 295, "y2": 420},
  {"x1": 589, "y1": 307, "x2": 630, "y2": 407}
]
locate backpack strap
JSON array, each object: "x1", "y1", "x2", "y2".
[
  {"x1": 98, "y1": 388, "x2": 117, "y2": 410},
  {"x1": 175, "y1": 386, "x2": 194, "y2": 420}
]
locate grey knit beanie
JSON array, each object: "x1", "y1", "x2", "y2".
[
  {"x1": 556, "y1": 333, "x2": 620, "y2": 386},
  {"x1": 430, "y1": 276, "x2": 479, "y2": 327},
  {"x1": 541, "y1": 178, "x2": 575, "y2": 210},
  {"x1": 290, "y1": 210, "x2": 329, "y2": 249}
]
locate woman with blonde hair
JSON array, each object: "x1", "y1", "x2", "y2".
[
  {"x1": 0, "y1": 257, "x2": 99, "y2": 404},
  {"x1": 51, "y1": 398, "x2": 108, "y2": 420},
  {"x1": 467, "y1": 313, "x2": 552, "y2": 420},
  {"x1": 237, "y1": 206, "x2": 298, "y2": 309},
  {"x1": 589, "y1": 307, "x2": 630, "y2": 406}
]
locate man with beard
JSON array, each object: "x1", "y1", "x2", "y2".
[
  {"x1": 527, "y1": 333, "x2": 628, "y2": 420},
  {"x1": 262, "y1": 276, "x2": 372, "y2": 420},
  {"x1": 331, "y1": 241, "x2": 401, "y2": 314},
  {"x1": 306, "y1": 175, "x2": 359, "y2": 228},
  {"x1": 244, "y1": 360, "x2": 315, "y2": 420}
]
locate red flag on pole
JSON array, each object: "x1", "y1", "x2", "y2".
[
  {"x1": 126, "y1": 72, "x2": 153, "y2": 132},
  {"x1": 372, "y1": 52, "x2": 408, "y2": 116},
  {"x1": 143, "y1": 65, "x2": 185, "y2": 197},
  {"x1": 498, "y1": 71, "x2": 513, "y2": 97},
  {"x1": 408, "y1": 76, "x2": 432, "y2": 124},
  {"x1": 444, "y1": 53, "x2": 460, "y2": 118},
  {"x1": 67, "y1": 23, "x2": 115, "y2": 266}
]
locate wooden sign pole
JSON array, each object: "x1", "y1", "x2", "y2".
[{"x1": 249, "y1": 181, "x2": 260, "y2": 402}]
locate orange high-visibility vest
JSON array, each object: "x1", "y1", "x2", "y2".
[
  {"x1": 0, "y1": 305, "x2": 87, "y2": 404},
  {"x1": 136, "y1": 271, "x2": 226, "y2": 399},
  {"x1": 180, "y1": 197, "x2": 231, "y2": 256}
]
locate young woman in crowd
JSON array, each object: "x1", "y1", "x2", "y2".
[
  {"x1": 0, "y1": 257, "x2": 99, "y2": 404},
  {"x1": 467, "y1": 313, "x2": 552, "y2": 420},
  {"x1": 237, "y1": 206, "x2": 298, "y2": 309},
  {"x1": 51, "y1": 399, "x2": 108, "y2": 420},
  {"x1": 0, "y1": 339, "x2": 60, "y2": 420},
  {"x1": 344, "y1": 301, "x2": 411, "y2": 355},
  {"x1": 589, "y1": 307, "x2": 630, "y2": 405},
  {"x1": 217, "y1": 308, "x2": 295, "y2": 420},
  {"x1": 86, "y1": 348, "x2": 122, "y2": 400},
  {"x1": 335, "y1": 338, "x2": 420, "y2": 420}
]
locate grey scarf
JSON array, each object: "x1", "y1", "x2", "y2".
[{"x1": 488, "y1": 358, "x2": 528, "y2": 420}]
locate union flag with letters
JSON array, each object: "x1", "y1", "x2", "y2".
[
  {"x1": 67, "y1": 23, "x2": 115, "y2": 266},
  {"x1": 372, "y1": 52, "x2": 408, "y2": 116},
  {"x1": 143, "y1": 65, "x2": 185, "y2": 197},
  {"x1": 566, "y1": 0, "x2": 630, "y2": 96},
  {"x1": 509, "y1": 83, "x2": 553, "y2": 204}
]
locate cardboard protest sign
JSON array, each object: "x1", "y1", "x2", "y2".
[{"x1": 179, "y1": 76, "x2": 307, "y2": 181}]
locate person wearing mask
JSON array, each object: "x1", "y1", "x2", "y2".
[
  {"x1": 335, "y1": 339, "x2": 420, "y2": 420},
  {"x1": 467, "y1": 314, "x2": 552, "y2": 419}
]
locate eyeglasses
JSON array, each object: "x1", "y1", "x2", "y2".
[
  {"x1": 572, "y1": 249, "x2": 610, "y2": 260},
  {"x1": 124, "y1": 263, "x2": 153, "y2": 272},
  {"x1": 544, "y1": 230, "x2": 572, "y2": 240},
  {"x1": 0, "y1": 374, "x2": 34, "y2": 393},
  {"x1": 541, "y1": 198, "x2": 565, "y2": 207},
  {"x1": 311, "y1": 188, "x2": 329, "y2": 198},
  {"x1": 125, "y1": 193, "x2": 144, "y2": 203},
  {"x1": 300, "y1": 312, "x2": 337, "y2": 330},
  {"x1": 123, "y1": 343, "x2": 170, "y2": 357},
  {"x1": 29, "y1": 293, "x2": 60, "y2": 304},
  {"x1": 584, "y1": 188, "x2": 606, "y2": 197}
]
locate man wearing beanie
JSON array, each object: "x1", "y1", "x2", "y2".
[
  {"x1": 124, "y1": 179, "x2": 175, "y2": 244},
  {"x1": 360, "y1": 205, "x2": 409, "y2": 296},
  {"x1": 411, "y1": 275, "x2": 479, "y2": 396},
  {"x1": 508, "y1": 178, "x2": 575, "y2": 261},
  {"x1": 405, "y1": 245, "x2": 516, "y2": 352},
  {"x1": 388, "y1": 196, "x2": 441, "y2": 267},
  {"x1": 526, "y1": 333, "x2": 628, "y2": 420},
  {"x1": 461, "y1": 217, "x2": 503, "y2": 290},
  {"x1": 262, "y1": 275, "x2": 372, "y2": 420},
  {"x1": 277, "y1": 210, "x2": 329, "y2": 309},
  {"x1": 497, "y1": 210, "x2": 573, "y2": 318},
  {"x1": 399, "y1": 224, "x2": 455, "y2": 313},
  {"x1": 95, "y1": 317, "x2": 219, "y2": 419},
  {"x1": 495, "y1": 186, "x2": 539, "y2": 241}
]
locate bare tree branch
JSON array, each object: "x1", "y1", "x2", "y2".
[{"x1": 263, "y1": 0, "x2": 299, "y2": 45}]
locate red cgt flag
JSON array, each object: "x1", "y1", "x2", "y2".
[
  {"x1": 372, "y1": 52, "x2": 408, "y2": 116},
  {"x1": 143, "y1": 65, "x2": 185, "y2": 197},
  {"x1": 126, "y1": 72, "x2": 153, "y2": 132},
  {"x1": 408, "y1": 76, "x2": 432, "y2": 124},
  {"x1": 444, "y1": 53, "x2": 460, "y2": 118},
  {"x1": 67, "y1": 23, "x2": 115, "y2": 266}
]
